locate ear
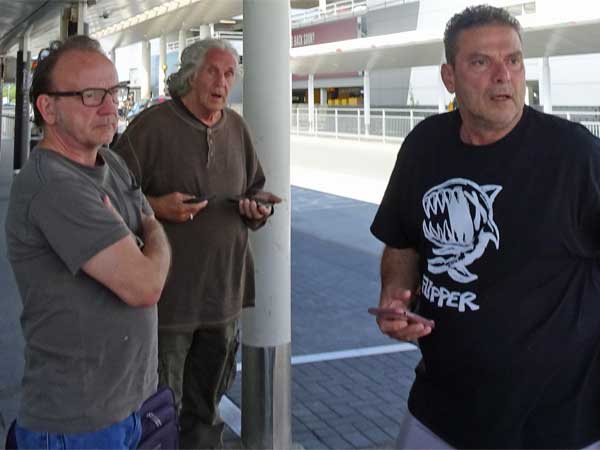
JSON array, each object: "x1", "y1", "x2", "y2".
[
  {"x1": 36, "y1": 94, "x2": 57, "y2": 125},
  {"x1": 441, "y1": 63, "x2": 456, "y2": 94}
]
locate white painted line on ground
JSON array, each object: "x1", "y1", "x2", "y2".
[
  {"x1": 219, "y1": 396, "x2": 242, "y2": 436},
  {"x1": 234, "y1": 342, "x2": 417, "y2": 372},
  {"x1": 290, "y1": 342, "x2": 417, "y2": 365},
  {"x1": 222, "y1": 343, "x2": 418, "y2": 437}
]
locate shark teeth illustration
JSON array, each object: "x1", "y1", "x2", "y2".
[{"x1": 422, "y1": 179, "x2": 502, "y2": 284}]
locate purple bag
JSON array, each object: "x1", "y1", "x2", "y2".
[{"x1": 137, "y1": 386, "x2": 178, "y2": 449}]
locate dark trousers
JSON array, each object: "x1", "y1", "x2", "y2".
[{"x1": 158, "y1": 321, "x2": 239, "y2": 449}]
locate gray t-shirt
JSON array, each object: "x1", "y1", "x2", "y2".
[{"x1": 5, "y1": 147, "x2": 158, "y2": 433}]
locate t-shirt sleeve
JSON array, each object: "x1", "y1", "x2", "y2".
[
  {"x1": 567, "y1": 125, "x2": 600, "y2": 255},
  {"x1": 30, "y1": 179, "x2": 131, "y2": 275},
  {"x1": 141, "y1": 194, "x2": 153, "y2": 216},
  {"x1": 371, "y1": 135, "x2": 420, "y2": 249}
]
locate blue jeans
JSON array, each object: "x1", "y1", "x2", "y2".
[{"x1": 15, "y1": 412, "x2": 141, "y2": 450}]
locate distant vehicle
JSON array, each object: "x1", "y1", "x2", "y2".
[
  {"x1": 146, "y1": 96, "x2": 171, "y2": 108},
  {"x1": 125, "y1": 96, "x2": 171, "y2": 123},
  {"x1": 126, "y1": 98, "x2": 150, "y2": 122}
]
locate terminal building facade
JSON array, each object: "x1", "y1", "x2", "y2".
[{"x1": 110, "y1": 0, "x2": 600, "y2": 113}]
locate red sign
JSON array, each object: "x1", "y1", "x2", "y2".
[
  {"x1": 292, "y1": 17, "x2": 358, "y2": 48},
  {"x1": 292, "y1": 17, "x2": 360, "y2": 79}
]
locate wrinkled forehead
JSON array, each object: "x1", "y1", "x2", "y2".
[
  {"x1": 51, "y1": 50, "x2": 118, "y2": 90},
  {"x1": 201, "y1": 48, "x2": 237, "y2": 71},
  {"x1": 456, "y1": 24, "x2": 523, "y2": 55}
]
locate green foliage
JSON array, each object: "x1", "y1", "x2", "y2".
[{"x1": 2, "y1": 83, "x2": 16, "y2": 103}]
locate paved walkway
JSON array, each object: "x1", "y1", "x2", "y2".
[{"x1": 0, "y1": 135, "x2": 421, "y2": 449}]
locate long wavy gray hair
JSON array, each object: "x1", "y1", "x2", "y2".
[{"x1": 166, "y1": 38, "x2": 240, "y2": 97}]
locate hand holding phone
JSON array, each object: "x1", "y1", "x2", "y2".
[
  {"x1": 368, "y1": 307, "x2": 435, "y2": 329},
  {"x1": 183, "y1": 194, "x2": 215, "y2": 204}
]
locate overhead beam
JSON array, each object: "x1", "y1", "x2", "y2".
[{"x1": 290, "y1": 17, "x2": 600, "y2": 75}]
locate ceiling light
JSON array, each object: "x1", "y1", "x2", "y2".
[{"x1": 219, "y1": 19, "x2": 236, "y2": 24}]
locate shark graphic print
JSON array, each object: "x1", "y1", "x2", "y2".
[{"x1": 422, "y1": 178, "x2": 502, "y2": 283}]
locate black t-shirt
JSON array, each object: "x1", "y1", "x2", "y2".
[{"x1": 371, "y1": 106, "x2": 600, "y2": 449}]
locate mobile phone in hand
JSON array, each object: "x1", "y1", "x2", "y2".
[
  {"x1": 227, "y1": 195, "x2": 272, "y2": 207},
  {"x1": 368, "y1": 307, "x2": 435, "y2": 328},
  {"x1": 183, "y1": 194, "x2": 215, "y2": 204},
  {"x1": 254, "y1": 198, "x2": 273, "y2": 208}
]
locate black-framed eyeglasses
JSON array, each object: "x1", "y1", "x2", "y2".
[{"x1": 45, "y1": 83, "x2": 130, "y2": 107}]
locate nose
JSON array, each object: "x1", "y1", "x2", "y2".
[
  {"x1": 98, "y1": 91, "x2": 118, "y2": 114},
  {"x1": 492, "y1": 61, "x2": 511, "y2": 83},
  {"x1": 215, "y1": 71, "x2": 228, "y2": 87}
]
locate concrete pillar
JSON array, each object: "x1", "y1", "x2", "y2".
[
  {"x1": 14, "y1": 31, "x2": 31, "y2": 173},
  {"x1": 0, "y1": 57, "x2": 3, "y2": 138},
  {"x1": 159, "y1": 35, "x2": 167, "y2": 96},
  {"x1": 319, "y1": 0, "x2": 327, "y2": 13},
  {"x1": 242, "y1": 0, "x2": 291, "y2": 449},
  {"x1": 140, "y1": 40, "x2": 151, "y2": 99},
  {"x1": 320, "y1": 88, "x2": 327, "y2": 106},
  {"x1": 308, "y1": 74, "x2": 314, "y2": 133},
  {"x1": 198, "y1": 24, "x2": 212, "y2": 39},
  {"x1": 540, "y1": 56, "x2": 552, "y2": 114},
  {"x1": 110, "y1": 48, "x2": 116, "y2": 64},
  {"x1": 363, "y1": 70, "x2": 370, "y2": 135},
  {"x1": 178, "y1": 29, "x2": 187, "y2": 61},
  {"x1": 77, "y1": 0, "x2": 87, "y2": 35}
]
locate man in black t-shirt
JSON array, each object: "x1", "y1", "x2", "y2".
[{"x1": 371, "y1": 5, "x2": 600, "y2": 449}]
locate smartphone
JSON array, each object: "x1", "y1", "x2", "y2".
[
  {"x1": 227, "y1": 195, "x2": 243, "y2": 204},
  {"x1": 227, "y1": 196, "x2": 272, "y2": 207},
  {"x1": 183, "y1": 194, "x2": 215, "y2": 204},
  {"x1": 254, "y1": 198, "x2": 274, "y2": 208},
  {"x1": 368, "y1": 307, "x2": 435, "y2": 328}
]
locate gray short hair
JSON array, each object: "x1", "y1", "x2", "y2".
[
  {"x1": 166, "y1": 38, "x2": 240, "y2": 97},
  {"x1": 444, "y1": 4, "x2": 522, "y2": 66}
]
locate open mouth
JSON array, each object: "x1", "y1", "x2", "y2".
[
  {"x1": 491, "y1": 94, "x2": 512, "y2": 101},
  {"x1": 211, "y1": 93, "x2": 224, "y2": 101}
]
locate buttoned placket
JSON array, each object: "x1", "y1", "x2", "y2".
[{"x1": 206, "y1": 128, "x2": 215, "y2": 168}]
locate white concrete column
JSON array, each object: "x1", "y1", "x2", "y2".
[
  {"x1": 140, "y1": 40, "x2": 151, "y2": 99},
  {"x1": 77, "y1": 0, "x2": 87, "y2": 35},
  {"x1": 178, "y1": 29, "x2": 187, "y2": 61},
  {"x1": 110, "y1": 48, "x2": 116, "y2": 64},
  {"x1": 159, "y1": 35, "x2": 167, "y2": 96},
  {"x1": 540, "y1": 56, "x2": 552, "y2": 114},
  {"x1": 320, "y1": 88, "x2": 327, "y2": 106},
  {"x1": 198, "y1": 24, "x2": 212, "y2": 39},
  {"x1": 308, "y1": 74, "x2": 315, "y2": 132},
  {"x1": 319, "y1": 0, "x2": 327, "y2": 13},
  {"x1": 363, "y1": 70, "x2": 371, "y2": 135},
  {"x1": 242, "y1": 0, "x2": 291, "y2": 448},
  {"x1": 19, "y1": 30, "x2": 30, "y2": 53}
]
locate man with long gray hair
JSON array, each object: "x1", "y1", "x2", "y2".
[{"x1": 115, "y1": 38, "x2": 280, "y2": 448}]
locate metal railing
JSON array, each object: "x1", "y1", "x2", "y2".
[
  {"x1": 291, "y1": 0, "x2": 417, "y2": 29},
  {"x1": 292, "y1": 106, "x2": 600, "y2": 141},
  {"x1": 291, "y1": 106, "x2": 438, "y2": 142},
  {"x1": 554, "y1": 110, "x2": 600, "y2": 137},
  {"x1": 1, "y1": 112, "x2": 15, "y2": 140},
  {"x1": 2, "y1": 106, "x2": 599, "y2": 144},
  {"x1": 581, "y1": 121, "x2": 600, "y2": 137}
]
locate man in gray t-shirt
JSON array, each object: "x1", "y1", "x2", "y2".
[{"x1": 4, "y1": 36, "x2": 171, "y2": 449}]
